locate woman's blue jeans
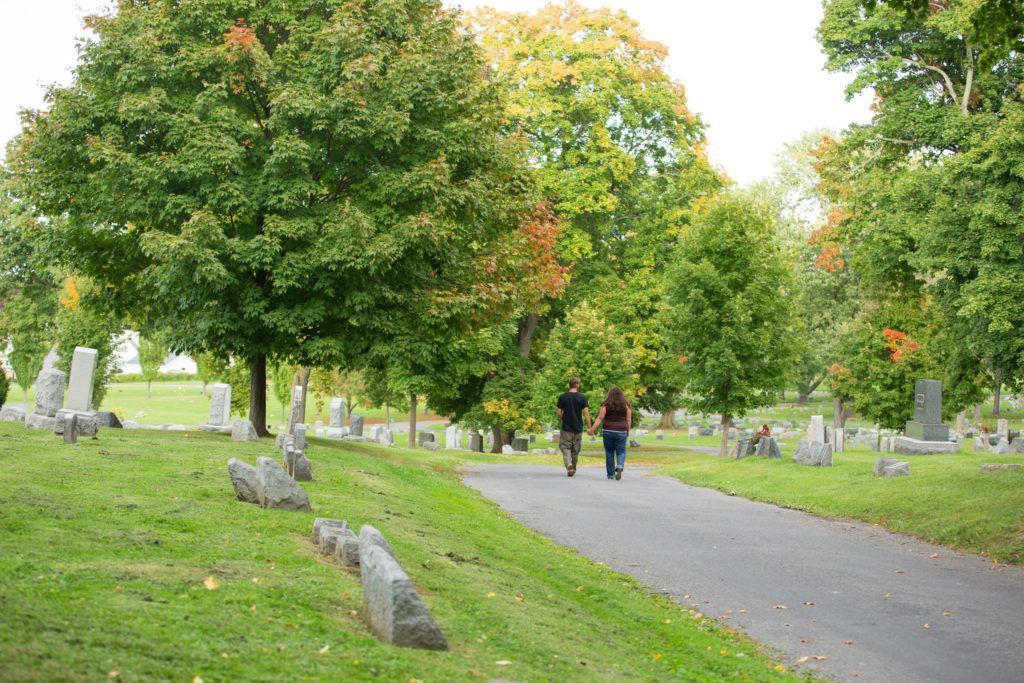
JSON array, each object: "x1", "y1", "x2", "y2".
[{"x1": 602, "y1": 430, "x2": 628, "y2": 477}]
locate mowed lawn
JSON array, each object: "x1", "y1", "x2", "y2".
[{"x1": 0, "y1": 424, "x2": 800, "y2": 682}]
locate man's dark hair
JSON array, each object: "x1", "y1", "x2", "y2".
[{"x1": 568, "y1": 377, "x2": 580, "y2": 389}]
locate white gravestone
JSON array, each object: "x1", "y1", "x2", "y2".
[
  {"x1": 209, "y1": 384, "x2": 232, "y2": 425},
  {"x1": 445, "y1": 426, "x2": 459, "y2": 450},
  {"x1": 65, "y1": 347, "x2": 98, "y2": 412},
  {"x1": 809, "y1": 415, "x2": 826, "y2": 444},
  {"x1": 330, "y1": 398, "x2": 346, "y2": 428}
]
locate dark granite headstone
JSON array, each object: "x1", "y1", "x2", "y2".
[{"x1": 904, "y1": 379, "x2": 949, "y2": 441}]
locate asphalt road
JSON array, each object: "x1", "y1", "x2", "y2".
[{"x1": 463, "y1": 464, "x2": 1024, "y2": 683}]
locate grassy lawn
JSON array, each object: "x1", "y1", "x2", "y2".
[
  {"x1": 652, "y1": 444, "x2": 1024, "y2": 565},
  {"x1": 0, "y1": 423, "x2": 801, "y2": 682}
]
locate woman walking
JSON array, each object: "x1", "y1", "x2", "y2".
[{"x1": 589, "y1": 387, "x2": 632, "y2": 480}]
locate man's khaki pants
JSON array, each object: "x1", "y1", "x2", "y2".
[{"x1": 559, "y1": 430, "x2": 582, "y2": 469}]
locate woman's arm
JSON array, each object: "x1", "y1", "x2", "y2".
[
  {"x1": 626, "y1": 407, "x2": 632, "y2": 434},
  {"x1": 588, "y1": 406, "x2": 606, "y2": 435}
]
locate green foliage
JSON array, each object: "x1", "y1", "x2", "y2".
[
  {"x1": 1, "y1": 290, "x2": 57, "y2": 394},
  {"x1": 10, "y1": 0, "x2": 535, "y2": 424},
  {"x1": 0, "y1": 367, "x2": 8, "y2": 406},
  {"x1": 531, "y1": 302, "x2": 639, "y2": 423},
  {"x1": 194, "y1": 351, "x2": 229, "y2": 391},
  {"x1": 221, "y1": 361, "x2": 251, "y2": 420},
  {"x1": 110, "y1": 372, "x2": 195, "y2": 384},
  {"x1": 54, "y1": 283, "x2": 122, "y2": 410},
  {"x1": 137, "y1": 333, "x2": 168, "y2": 388},
  {"x1": 663, "y1": 191, "x2": 799, "y2": 426},
  {"x1": 861, "y1": 0, "x2": 1024, "y2": 55}
]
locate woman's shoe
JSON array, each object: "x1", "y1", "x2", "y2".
[{"x1": 615, "y1": 467, "x2": 623, "y2": 480}]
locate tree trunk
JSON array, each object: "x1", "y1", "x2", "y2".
[
  {"x1": 249, "y1": 353, "x2": 270, "y2": 437},
  {"x1": 719, "y1": 415, "x2": 731, "y2": 458},
  {"x1": 780, "y1": 388, "x2": 786, "y2": 402},
  {"x1": 992, "y1": 369, "x2": 1002, "y2": 415},
  {"x1": 408, "y1": 393, "x2": 417, "y2": 448},
  {"x1": 974, "y1": 402, "x2": 982, "y2": 423},
  {"x1": 202, "y1": 380, "x2": 207, "y2": 397},
  {"x1": 385, "y1": 402, "x2": 391, "y2": 427},
  {"x1": 491, "y1": 424, "x2": 503, "y2": 454},
  {"x1": 833, "y1": 396, "x2": 847, "y2": 431},
  {"x1": 657, "y1": 412, "x2": 675, "y2": 430},
  {"x1": 797, "y1": 393, "x2": 810, "y2": 405},
  {"x1": 345, "y1": 392, "x2": 352, "y2": 426},
  {"x1": 147, "y1": 379, "x2": 152, "y2": 400},
  {"x1": 518, "y1": 312, "x2": 540, "y2": 358}
]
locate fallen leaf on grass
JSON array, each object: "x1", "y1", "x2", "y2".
[
  {"x1": 774, "y1": 665, "x2": 786, "y2": 671},
  {"x1": 576, "y1": 585, "x2": 585, "y2": 592},
  {"x1": 651, "y1": 653, "x2": 662, "y2": 660},
  {"x1": 692, "y1": 612, "x2": 703, "y2": 619},
  {"x1": 318, "y1": 645, "x2": 330, "y2": 656},
  {"x1": 515, "y1": 594, "x2": 524, "y2": 603},
  {"x1": 203, "y1": 577, "x2": 219, "y2": 590},
  {"x1": 107, "y1": 672, "x2": 118, "y2": 679},
  {"x1": 193, "y1": 678, "x2": 203, "y2": 683},
  {"x1": 923, "y1": 623, "x2": 930, "y2": 629},
  {"x1": 719, "y1": 649, "x2": 729, "y2": 656},
  {"x1": 486, "y1": 592, "x2": 496, "y2": 598},
  {"x1": 494, "y1": 659, "x2": 511, "y2": 666}
]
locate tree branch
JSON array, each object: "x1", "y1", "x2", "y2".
[
  {"x1": 902, "y1": 56, "x2": 961, "y2": 109},
  {"x1": 962, "y1": 42, "x2": 975, "y2": 116}
]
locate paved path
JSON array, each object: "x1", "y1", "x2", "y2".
[{"x1": 463, "y1": 464, "x2": 1024, "y2": 683}]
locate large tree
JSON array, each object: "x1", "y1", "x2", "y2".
[
  {"x1": 663, "y1": 191, "x2": 799, "y2": 456},
  {"x1": 10, "y1": 0, "x2": 534, "y2": 435}
]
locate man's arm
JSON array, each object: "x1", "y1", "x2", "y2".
[
  {"x1": 583, "y1": 406, "x2": 592, "y2": 430},
  {"x1": 556, "y1": 407, "x2": 564, "y2": 419}
]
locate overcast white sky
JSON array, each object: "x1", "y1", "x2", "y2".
[{"x1": 0, "y1": 0, "x2": 873, "y2": 185}]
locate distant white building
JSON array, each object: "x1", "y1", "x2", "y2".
[{"x1": 114, "y1": 331, "x2": 197, "y2": 375}]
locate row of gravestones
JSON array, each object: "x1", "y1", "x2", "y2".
[
  {"x1": 0, "y1": 347, "x2": 114, "y2": 444},
  {"x1": 312, "y1": 519, "x2": 448, "y2": 650}
]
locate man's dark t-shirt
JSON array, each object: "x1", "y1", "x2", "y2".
[{"x1": 557, "y1": 391, "x2": 589, "y2": 433}]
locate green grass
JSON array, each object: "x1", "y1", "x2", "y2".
[
  {"x1": 0, "y1": 423, "x2": 802, "y2": 682},
  {"x1": 652, "y1": 444, "x2": 1024, "y2": 564}
]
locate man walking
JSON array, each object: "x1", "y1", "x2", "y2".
[{"x1": 556, "y1": 377, "x2": 591, "y2": 477}]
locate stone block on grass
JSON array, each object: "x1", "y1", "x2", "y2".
[
  {"x1": 979, "y1": 463, "x2": 1022, "y2": 473},
  {"x1": 320, "y1": 525, "x2": 353, "y2": 555},
  {"x1": 0, "y1": 406, "x2": 26, "y2": 422},
  {"x1": 227, "y1": 458, "x2": 260, "y2": 504},
  {"x1": 360, "y1": 545, "x2": 448, "y2": 650},
  {"x1": 881, "y1": 461, "x2": 911, "y2": 477},
  {"x1": 312, "y1": 517, "x2": 348, "y2": 546},
  {"x1": 359, "y1": 524, "x2": 396, "y2": 560},
  {"x1": 874, "y1": 457, "x2": 900, "y2": 476},
  {"x1": 95, "y1": 411, "x2": 123, "y2": 428},
  {"x1": 255, "y1": 456, "x2": 311, "y2": 511},
  {"x1": 334, "y1": 528, "x2": 362, "y2": 567},
  {"x1": 53, "y1": 410, "x2": 98, "y2": 437},
  {"x1": 231, "y1": 418, "x2": 260, "y2": 443}
]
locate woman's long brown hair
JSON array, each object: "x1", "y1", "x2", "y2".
[{"x1": 603, "y1": 386, "x2": 629, "y2": 412}]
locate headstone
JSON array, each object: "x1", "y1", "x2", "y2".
[
  {"x1": 95, "y1": 411, "x2": 123, "y2": 428},
  {"x1": 903, "y1": 379, "x2": 949, "y2": 441},
  {"x1": 334, "y1": 528, "x2": 362, "y2": 567},
  {"x1": 349, "y1": 414, "x2": 364, "y2": 437},
  {"x1": 628, "y1": 439, "x2": 640, "y2": 448},
  {"x1": 955, "y1": 411, "x2": 966, "y2": 437},
  {"x1": 64, "y1": 346, "x2": 98, "y2": 412},
  {"x1": 468, "y1": 433, "x2": 483, "y2": 452},
  {"x1": 53, "y1": 411, "x2": 98, "y2": 437},
  {"x1": 733, "y1": 438, "x2": 753, "y2": 459},
  {"x1": 511, "y1": 437, "x2": 529, "y2": 453},
  {"x1": 329, "y1": 398, "x2": 346, "y2": 428},
  {"x1": 255, "y1": 456, "x2": 311, "y2": 511},
  {"x1": 655, "y1": 429, "x2": 665, "y2": 440},
  {"x1": 834, "y1": 427, "x2": 845, "y2": 453},
  {"x1": 359, "y1": 524, "x2": 396, "y2": 559},
  {"x1": 874, "y1": 457, "x2": 900, "y2": 476},
  {"x1": 501, "y1": 444, "x2": 514, "y2": 454},
  {"x1": 62, "y1": 413, "x2": 77, "y2": 445},
  {"x1": 996, "y1": 419, "x2": 1009, "y2": 440},
  {"x1": 286, "y1": 385, "x2": 304, "y2": 435},
  {"x1": 809, "y1": 415, "x2": 826, "y2": 443},
  {"x1": 360, "y1": 544, "x2": 448, "y2": 650},
  {"x1": 227, "y1": 458, "x2": 260, "y2": 504},
  {"x1": 979, "y1": 463, "x2": 1022, "y2": 473},
  {"x1": 0, "y1": 406, "x2": 26, "y2": 422},
  {"x1": 893, "y1": 436, "x2": 959, "y2": 455},
  {"x1": 792, "y1": 439, "x2": 811, "y2": 464},
  {"x1": 292, "y1": 452, "x2": 313, "y2": 481},
  {"x1": 809, "y1": 442, "x2": 833, "y2": 467},
  {"x1": 33, "y1": 368, "x2": 66, "y2": 418},
  {"x1": 687, "y1": 426, "x2": 699, "y2": 438},
  {"x1": 317, "y1": 522, "x2": 350, "y2": 554},
  {"x1": 368, "y1": 425, "x2": 383, "y2": 440},
  {"x1": 881, "y1": 461, "x2": 911, "y2": 477},
  {"x1": 424, "y1": 441, "x2": 439, "y2": 452},
  {"x1": 231, "y1": 418, "x2": 260, "y2": 442},
  {"x1": 294, "y1": 423, "x2": 308, "y2": 451},
  {"x1": 698, "y1": 427, "x2": 714, "y2": 437},
  {"x1": 418, "y1": 431, "x2": 436, "y2": 447},
  {"x1": 199, "y1": 383, "x2": 233, "y2": 432},
  {"x1": 378, "y1": 429, "x2": 395, "y2": 447},
  {"x1": 445, "y1": 426, "x2": 459, "y2": 449}
]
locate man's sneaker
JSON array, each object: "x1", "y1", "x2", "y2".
[
  {"x1": 567, "y1": 465, "x2": 576, "y2": 477},
  {"x1": 615, "y1": 467, "x2": 623, "y2": 480}
]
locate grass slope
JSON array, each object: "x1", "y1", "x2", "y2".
[{"x1": 0, "y1": 424, "x2": 800, "y2": 682}]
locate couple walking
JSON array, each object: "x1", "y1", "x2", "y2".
[{"x1": 556, "y1": 378, "x2": 632, "y2": 480}]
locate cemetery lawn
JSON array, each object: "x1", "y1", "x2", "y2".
[
  {"x1": 0, "y1": 424, "x2": 802, "y2": 682},
  {"x1": 655, "y1": 445, "x2": 1024, "y2": 565}
]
